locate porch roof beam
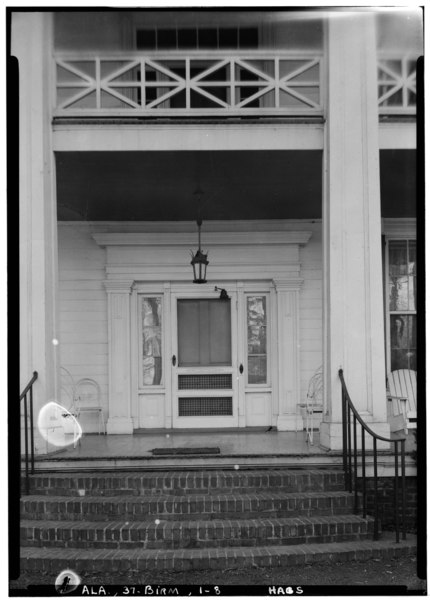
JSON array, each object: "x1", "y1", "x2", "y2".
[
  {"x1": 378, "y1": 122, "x2": 416, "y2": 149},
  {"x1": 52, "y1": 122, "x2": 415, "y2": 152},
  {"x1": 52, "y1": 123, "x2": 324, "y2": 151}
]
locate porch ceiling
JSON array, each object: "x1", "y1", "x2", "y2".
[
  {"x1": 56, "y1": 149, "x2": 416, "y2": 221},
  {"x1": 56, "y1": 150, "x2": 323, "y2": 221}
]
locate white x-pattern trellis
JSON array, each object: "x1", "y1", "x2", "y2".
[
  {"x1": 55, "y1": 53, "x2": 323, "y2": 115},
  {"x1": 377, "y1": 56, "x2": 417, "y2": 113},
  {"x1": 55, "y1": 52, "x2": 417, "y2": 116}
]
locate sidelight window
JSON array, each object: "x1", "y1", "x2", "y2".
[
  {"x1": 140, "y1": 296, "x2": 163, "y2": 386},
  {"x1": 247, "y1": 295, "x2": 268, "y2": 384}
]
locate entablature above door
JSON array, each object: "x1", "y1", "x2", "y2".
[{"x1": 93, "y1": 225, "x2": 312, "y2": 282}]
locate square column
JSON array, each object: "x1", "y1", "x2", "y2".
[
  {"x1": 321, "y1": 13, "x2": 389, "y2": 449},
  {"x1": 13, "y1": 13, "x2": 59, "y2": 453},
  {"x1": 105, "y1": 281, "x2": 134, "y2": 434},
  {"x1": 274, "y1": 279, "x2": 303, "y2": 431}
]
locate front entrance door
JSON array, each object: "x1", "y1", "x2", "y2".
[{"x1": 171, "y1": 292, "x2": 240, "y2": 428}]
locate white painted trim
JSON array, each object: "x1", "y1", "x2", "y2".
[
  {"x1": 61, "y1": 219, "x2": 321, "y2": 230},
  {"x1": 52, "y1": 123, "x2": 324, "y2": 151},
  {"x1": 382, "y1": 218, "x2": 416, "y2": 238},
  {"x1": 100, "y1": 227, "x2": 310, "y2": 430},
  {"x1": 104, "y1": 280, "x2": 134, "y2": 292},
  {"x1": 93, "y1": 231, "x2": 313, "y2": 247},
  {"x1": 379, "y1": 123, "x2": 416, "y2": 149}
]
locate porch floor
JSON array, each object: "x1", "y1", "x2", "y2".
[
  {"x1": 36, "y1": 429, "x2": 342, "y2": 470},
  {"x1": 34, "y1": 428, "x2": 415, "y2": 471}
]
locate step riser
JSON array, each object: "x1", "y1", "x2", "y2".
[
  {"x1": 21, "y1": 497, "x2": 358, "y2": 521},
  {"x1": 20, "y1": 544, "x2": 415, "y2": 574},
  {"x1": 24, "y1": 472, "x2": 345, "y2": 496},
  {"x1": 21, "y1": 525, "x2": 374, "y2": 550}
]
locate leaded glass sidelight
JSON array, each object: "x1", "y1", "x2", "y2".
[
  {"x1": 247, "y1": 296, "x2": 267, "y2": 384},
  {"x1": 141, "y1": 297, "x2": 163, "y2": 386},
  {"x1": 387, "y1": 240, "x2": 416, "y2": 370}
]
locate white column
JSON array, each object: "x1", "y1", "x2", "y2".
[
  {"x1": 105, "y1": 281, "x2": 134, "y2": 434},
  {"x1": 274, "y1": 280, "x2": 302, "y2": 431},
  {"x1": 321, "y1": 13, "x2": 389, "y2": 449},
  {"x1": 13, "y1": 13, "x2": 59, "y2": 453}
]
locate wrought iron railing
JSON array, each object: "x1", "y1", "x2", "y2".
[
  {"x1": 339, "y1": 369, "x2": 406, "y2": 542},
  {"x1": 54, "y1": 51, "x2": 323, "y2": 117},
  {"x1": 20, "y1": 371, "x2": 38, "y2": 494}
]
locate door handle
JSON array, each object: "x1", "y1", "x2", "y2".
[
  {"x1": 239, "y1": 363, "x2": 244, "y2": 374},
  {"x1": 172, "y1": 355, "x2": 176, "y2": 366}
]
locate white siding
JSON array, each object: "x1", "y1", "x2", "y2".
[
  {"x1": 298, "y1": 223, "x2": 323, "y2": 404},
  {"x1": 58, "y1": 223, "x2": 108, "y2": 432},
  {"x1": 58, "y1": 220, "x2": 323, "y2": 430}
]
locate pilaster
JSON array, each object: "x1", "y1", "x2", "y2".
[
  {"x1": 321, "y1": 13, "x2": 390, "y2": 449},
  {"x1": 105, "y1": 280, "x2": 134, "y2": 434}
]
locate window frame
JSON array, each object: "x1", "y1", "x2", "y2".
[
  {"x1": 138, "y1": 294, "x2": 164, "y2": 389},
  {"x1": 384, "y1": 236, "x2": 417, "y2": 374},
  {"x1": 135, "y1": 25, "x2": 259, "y2": 51},
  {"x1": 245, "y1": 292, "x2": 271, "y2": 387}
]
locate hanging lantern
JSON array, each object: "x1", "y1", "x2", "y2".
[
  {"x1": 190, "y1": 216, "x2": 209, "y2": 284},
  {"x1": 190, "y1": 189, "x2": 209, "y2": 284}
]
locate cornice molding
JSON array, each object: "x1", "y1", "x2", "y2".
[
  {"x1": 93, "y1": 231, "x2": 313, "y2": 248},
  {"x1": 272, "y1": 278, "x2": 304, "y2": 291},
  {"x1": 103, "y1": 280, "x2": 134, "y2": 293}
]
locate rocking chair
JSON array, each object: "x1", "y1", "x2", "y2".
[{"x1": 386, "y1": 369, "x2": 417, "y2": 434}]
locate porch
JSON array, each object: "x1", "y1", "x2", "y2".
[{"x1": 33, "y1": 429, "x2": 416, "y2": 472}]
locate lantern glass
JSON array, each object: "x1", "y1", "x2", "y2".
[{"x1": 190, "y1": 250, "x2": 209, "y2": 284}]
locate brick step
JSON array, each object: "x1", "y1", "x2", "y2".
[
  {"x1": 21, "y1": 514, "x2": 375, "y2": 550},
  {"x1": 24, "y1": 468, "x2": 345, "y2": 496},
  {"x1": 20, "y1": 534, "x2": 416, "y2": 574},
  {"x1": 21, "y1": 491, "x2": 358, "y2": 521}
]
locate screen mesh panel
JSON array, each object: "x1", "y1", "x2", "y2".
[
  {"x1": 177, "y1": 299, "x2": 231, "y2": 366},
  {"x1": 178, "y1": 397, "x2": 233, "y2": 416},
  {"x1": 178, "y1": 374, "x2": 232, "y2": 390}
]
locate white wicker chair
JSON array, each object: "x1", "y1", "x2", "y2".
[
  {"x1": 74, "y1": 378, "x2": 106, "y2": 435},
  {"x1": 303, "y1": 366, "x2": 324, "y2": 445}
]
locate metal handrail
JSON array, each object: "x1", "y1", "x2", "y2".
[
  {"x1": 20, "y1": 371, "x2": 38, "y2": 495},
  {"x1": 339, "y1": 368, "x2": 406, "y2": 542}
]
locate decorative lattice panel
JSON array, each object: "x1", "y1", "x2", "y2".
[
  {"x1": 178, "y1": 397, "x2": 233, "y2": 417},
  {"x1": 178, "y1": 374, "x2": 232, "y2": 390}
]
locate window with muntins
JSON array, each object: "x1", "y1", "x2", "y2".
[
  {"x1": 136, "y1": 26, "x2": 259, "y2": 50},
  {"x1": 387, "y1": 239, "x2": 416, "y2": 371}
]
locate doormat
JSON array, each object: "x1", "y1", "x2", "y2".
[{"x1": 151, "y1": 447, "x2": 221, "y2": 455}]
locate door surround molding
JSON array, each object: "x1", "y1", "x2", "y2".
[{"x1": 94, "y1": 225, "x2": 312, "y2": 431}]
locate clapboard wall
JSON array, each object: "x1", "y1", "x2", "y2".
[
  {"x1": 58, "y1": 223, "x2": 108, "y2": 431},
  {"x1": 57, "y1": 221, "x2": 323, "y2": 432}
]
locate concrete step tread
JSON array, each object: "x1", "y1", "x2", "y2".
[
  {"x1": 20, "y1": 535, "x2": 417, "y2": 572},
  {"x1": 21, "y1": 513, "x2": 374, "y2": 530},
  {"x1": 21, "y1": 490, "x2": 353, "y2": 503}
]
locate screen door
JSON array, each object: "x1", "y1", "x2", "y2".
[{"x1": 172, "y1": 295, "x2": 239, "y2": 428}]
